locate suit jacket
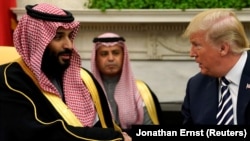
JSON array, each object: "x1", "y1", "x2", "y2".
[
  {"x1": 182, "y1": 51, "x2": 250, "y2": 125},
  {"x1": 0, "y1": 62, "x2": 123, "y2": 141}
]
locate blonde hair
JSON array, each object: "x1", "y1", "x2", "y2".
[{"x1": 183, "y1": 9, "x2": 250, "y2": 53}]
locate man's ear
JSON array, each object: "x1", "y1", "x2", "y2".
[{"x1": 219, "y1": 42, "x2": 230, "y2": 56}]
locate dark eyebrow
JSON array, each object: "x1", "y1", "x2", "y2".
[
  {"x1": 55, "y1": 30, "x2": 74, "y2": 35},
  {"x1": 56, "y1": 31, "x2": 64, "y2": 35}
]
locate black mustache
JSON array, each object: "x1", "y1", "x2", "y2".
[{"x1": 59, "y1": 49, "x2": 72, "y2": 55}]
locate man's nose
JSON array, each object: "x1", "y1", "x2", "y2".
[
  {"x1": 189, "y1": 46, "x2": 197, "y2": 58},
  {"x1": 63, "y1": 38, "x2": 73, "y2": 49},
  {"x1": 107, "y1": 53, "x2": 114, "y2": 60}
]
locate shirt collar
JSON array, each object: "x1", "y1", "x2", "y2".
[{"x1": 226, "y1": 51, "x2": 247, "y2": 85}]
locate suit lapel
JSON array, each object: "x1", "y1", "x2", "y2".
[
  {"x1": 201, "y1": 78, "x2": 219, "y2": 123},
  {"x1": 237, "y1": 51, "x2": 250, "y2": 124}
]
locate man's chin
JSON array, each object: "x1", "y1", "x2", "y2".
[
  {"x1": 59, "y1": 60, "x2": 70, "y2": 69},
  {"x1": 200, "y1": 69, "x2": 211, "y2": 76}
]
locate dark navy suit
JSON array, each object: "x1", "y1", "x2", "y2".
[{"x1": 181, "y1": 51, "x2": 250, "y2": 125}]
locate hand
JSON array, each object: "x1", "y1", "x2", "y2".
[{"x1": 122, "y1": 132, "x2": 132, "y2": 141}]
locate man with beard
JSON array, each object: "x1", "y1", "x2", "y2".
[
  {"x1": 0, "y1": 3, "x2": 131, "y2": 141},
  {"x1": 90, "y1": 32, "x2": 163, "y2": 134}
]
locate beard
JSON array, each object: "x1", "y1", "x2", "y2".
[{"x1": 41, "y1": 47, "x2": 72, "y2": 78}]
